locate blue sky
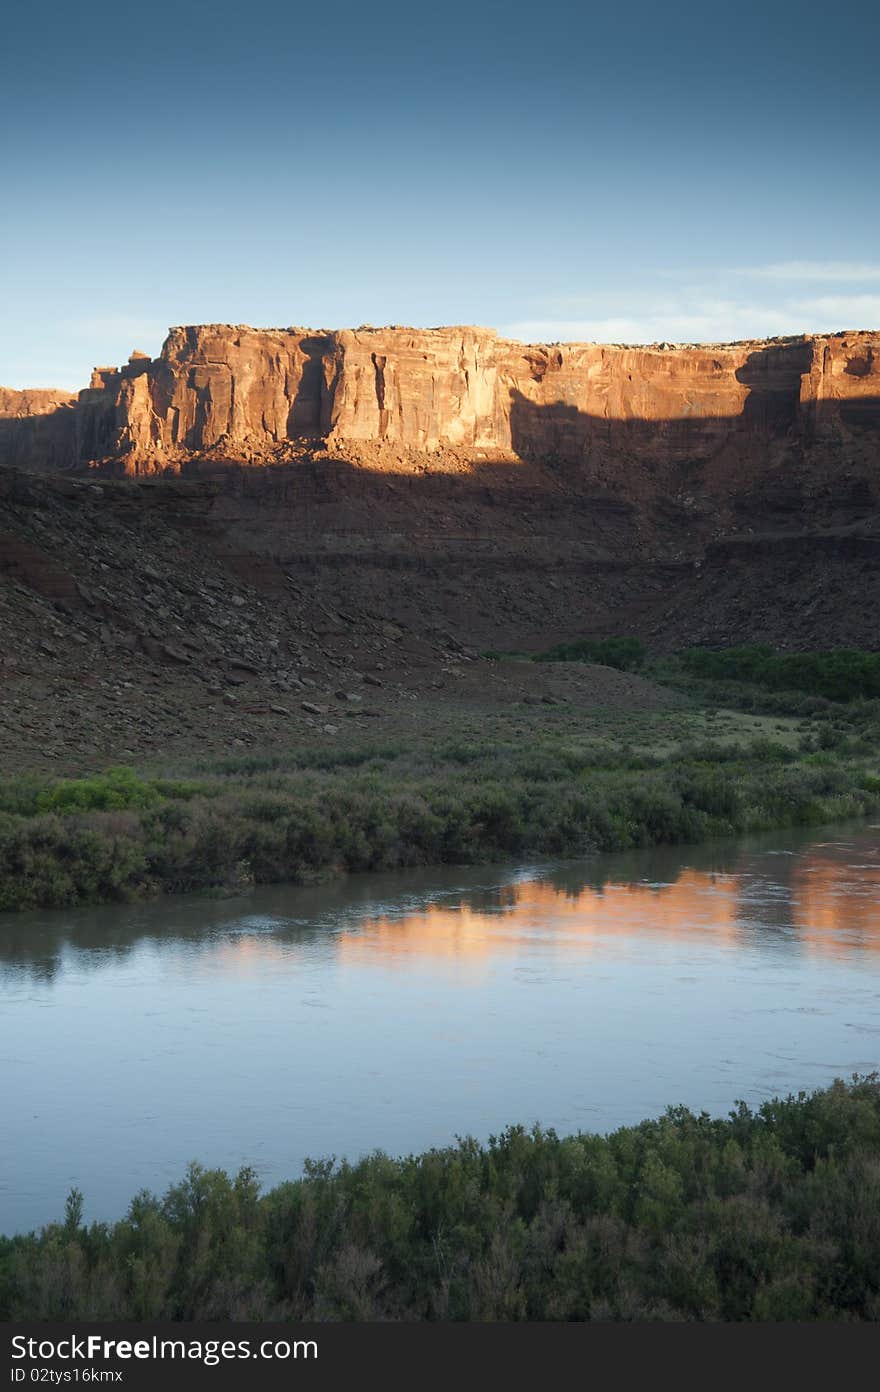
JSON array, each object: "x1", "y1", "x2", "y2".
[{"x1": 1, "y1": 0, "x2": 878, "y2": 388}]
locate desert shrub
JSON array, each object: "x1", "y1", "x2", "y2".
[
  {"x1": 0, "y1": 727, "x2": 877, "y2": 913},
  {"x1": 535, "y1": 636, "x2": 646, "y2": 671},
  {"x1": 3, "y1": 1078, "x2": 880, "y2": 1321},
  {"x1": 0, "y1": 811, "x2": 149, "y2": 910},
  {"x1": 677, "y1": 769, "x2": 741, "y2": 819},
  {"x1": 34, "y1": 766, "x2": 161, "y2": 815},
  {"x1": 678, "y1": 646, "x2": 880, "y2": 702},
  {"x1": 0, "y1": 776, "x2": 49, "y2": 818}
]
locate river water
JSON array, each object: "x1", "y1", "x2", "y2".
[{"x1": 2, "y1": 823, "x2": 879, "y2": 1234}]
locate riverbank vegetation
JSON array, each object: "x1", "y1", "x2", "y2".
[
  {"x1": 0, "y1": 709, "x2": 877, "y2": 911},
  {"x1": 670, "y1": 645, "x2": 880, "y2": 702},
  {"x1": 2, "y1": 1076, "x2": 879, "y2": 1320},
  {"x1": 498, "y1": 638, "x2": 880, "y2": 704},
  {"x1": 1, "y1": 644, "x2": 878, "y2": 913}
]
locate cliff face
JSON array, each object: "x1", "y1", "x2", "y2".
[
  {"x1": 0, "y1": 387, "x2": 78, "y2": 472},
  {"x1": 800, "y1": 334, "x2": 880, "y2": 433},
  {"x1": 0, "y1": 388, "x2": 76, "y2": 418},
  {"x1": 1, "y1": 325, "x2": 877, "y2": 475},
  {"x1": 2, "y1": 328, "x2": 880, "y2": 746}
]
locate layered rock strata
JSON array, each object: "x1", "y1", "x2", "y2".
[{"x1": 2, "y1": 326, "x2": 878, "y2": 474}]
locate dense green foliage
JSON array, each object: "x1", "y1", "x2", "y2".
[
  {"x1": 483, "y1": 637, "x2": 646, "y2": 669},
  {"x1": 533, "y1": 637, "x2": 647, "y2": 671},
  {"x1": 1, "y1": 644, "x2": 877, "y2": 913},
  {"x1": 511, "y1": 636, "x2": 880, "y2": 703},
  {"x1": 3, "y1": 1077, "x2": 879, "y2": 1320},
  {"x1": 0, "y1": 727, "x2": 877, "y2": 911},
  {"x1": 676, "y1": 646, "x2": 880, "y2": 702}
]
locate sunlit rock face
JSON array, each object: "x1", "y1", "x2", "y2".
[
  {"x1": 4, "y1": 324, "x2": 875, "y2": 474},
  {"x1": 1, "y1": 327, "x2": 879, "y2": 658},
  {"x1": 87, "y1": 329, "x2": 340, "y2": 457},
  {"x1": 800, "y1": 333, "x2": 880, "y2": 435}
]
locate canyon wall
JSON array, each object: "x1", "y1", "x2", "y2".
[
  {"x1": 0, "y1": 387, "x2": 78, "y2": 472},
  {"x1": 0, "y1": 388, "x2": 76, "y2": 418},
  {"x1": 1, "y1": 325, "x2": 878, "y2": 473},
  {"x1": 2, "y1": 327, "x2": 879, "y2": 690},
  {"x1": 799, "y1": 334, "x2": 880, "y2": 433}
]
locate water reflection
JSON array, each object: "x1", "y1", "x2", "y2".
[
  {"x1": 790, "y1": 841, "x2": 880, "y2": 948},
  {"x1": 2, "y1": 824, "x2": 878, "y2": 983},
  {"x1": 1, "y1": 822, "x2": 879, "y2": 1234},
  {"x1": 338, "y1": 872, "x2": 743, "y2": 968}
]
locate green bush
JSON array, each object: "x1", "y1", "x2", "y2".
[
  {"x1": 0, "y1": 728, "x2": 877, "y2": 911},
  {"x1": 3, "y1": 1078, "x2": 879, "y2": 1321},
  {"x1": 534, "y1": 636, "x2": 647, "y2": 671},
  {"x1": 678, "y1": 646, "x2": 880, "y2": 702},
  {"x1": 34, "y1": 766, "x2": 162, "y2": 815}
]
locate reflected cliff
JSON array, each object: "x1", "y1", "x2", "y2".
[
  {"x1": 336, "y1": 870, "x2": 743, "y2": 970},
  {"x1": 337, "y1": 834, "x2": 880, "y2": 968},
  {"x1": 2, "y1": 822, "x2": 878, "y2": 986}
]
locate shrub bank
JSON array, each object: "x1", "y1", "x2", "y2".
[
  {"x1": 0, "y1": 735, "x2": 877, "y2": 912},
  {"x1": 3, "y1": 1077, "x2": 880, "y2": 1320}
]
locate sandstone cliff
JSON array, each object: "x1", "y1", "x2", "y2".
[
  {"x1": 800, "y1": 334, "x2": 880, "y2": 433},
  {"x1": 0, "y1": 387, "x2": 76, "y2": 418},
  {"x1": 3, "y1": 325, "x2": 877, "y2": 475},
  {"x1": 0, "y1": 386, "x2": 78, "y2": 472}
]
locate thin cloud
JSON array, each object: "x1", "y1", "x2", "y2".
[
  {"x1": 728, "y1": 261, "x2": 880, "y2": 282},
  {"x1": 503, "y1": 294, "x2": 880, "y2": 346},
  {"x1": 794, "y1": 293, "x2": 880, "y2": 319},
  {"x1": 502, "y1": 275, "x2": 880, "y2": 346},
  {"x1": 504, "y1": 303, "x2": 794, "y2": 345}
]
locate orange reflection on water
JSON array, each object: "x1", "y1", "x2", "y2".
[
  {"x1": 337, "y1": 846, "x2": 880, "y2": 968},
  {"x1": 790, "y1": 842, "x2": 880, "y2": 952},
  {"x1": 159, "y1": 837, "x2": 880, "y2": 980},
  {"x1": 336, "y1": 870, "x2": 744, "y2": 968}
]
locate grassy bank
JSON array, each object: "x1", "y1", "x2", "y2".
[
  {"x1": 2, "y1": 646, "x2": 878, "y2": 913},
  {"x1": 0, "y1": 715, "x2": 878, "y2": 911},
  {"x1": 3, "y1": 1076, "x2": 879, "y2": 1320},
  {"x1": 520, "y1": 638, "x2": 880, "y2": 728}
]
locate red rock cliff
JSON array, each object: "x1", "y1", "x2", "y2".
[
  {"x1": 2, "y1": 325, "x2": 878, "y2": 473},
  {"x1": 0, "y1": 387, "x2": 78, "y2": 471}
]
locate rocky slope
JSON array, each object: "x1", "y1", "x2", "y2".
[
  {"x1": 0, "y1": 468, "x2": 686, "y2": 773},
  {"x1": 0, "y1": 323, "x2": 878, "y2": 771}
]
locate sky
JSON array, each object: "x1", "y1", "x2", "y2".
[{"x1": 1, "y1": 0, "x2": 878, "y2": 388}]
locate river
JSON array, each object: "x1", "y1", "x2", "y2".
[{"x1": 1, "y1": 822, "x2": 879, "y2": 1234}]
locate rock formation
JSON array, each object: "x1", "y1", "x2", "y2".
[
  {"x1": 0, "y1": 387, "x2": 76, "y2": 419},
  {"x1": 2, "y1": 325, "x2": 878, "y2": 474},
  {"x1": 2, "y1": 323, "x2": 880, "y2": 777},
  {"x1": 2, "y1": 322, "x2": 878, "y2": 700},
  {"x1": 0, "y1": 387, "x2": 78, "y2": 472},
  {"x1": 799, "y1": 334, "x2": 880, "y2": 434}
]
